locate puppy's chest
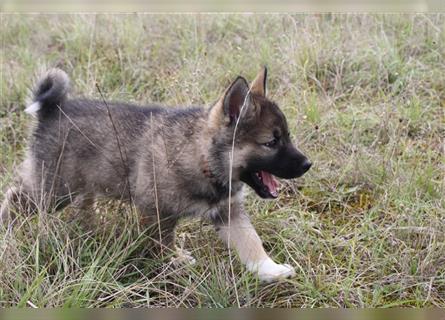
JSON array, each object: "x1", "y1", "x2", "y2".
[
  {"x1": 180, "y1": 187, "x2": 244, "y2": 218},
  {"x1": 188, "y1": 181, "x2": 242, "y2": 205}
]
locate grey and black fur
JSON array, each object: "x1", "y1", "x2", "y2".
[{"x1": 1, "y1": 67, "x2": 311, "y2": 282}]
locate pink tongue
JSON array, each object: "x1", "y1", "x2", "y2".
[{"x1": 259, "y1": 171, "x2": 279, "y2": 197}]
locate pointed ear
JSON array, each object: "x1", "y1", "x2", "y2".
[
  {"x1": 223, "y1": 76, "x2": 250, "y2": 124},
  {"x1": 250, "y1": 66, "x2": 267, "y2": 96}
]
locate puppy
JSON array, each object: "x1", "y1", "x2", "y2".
[{"x1": 1, "y1": 67, "x2": 311, "y2": 282}]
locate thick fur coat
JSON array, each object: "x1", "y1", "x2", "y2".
[{"x1": 1, "y1": 68, "x2": 311, "y2": 282}]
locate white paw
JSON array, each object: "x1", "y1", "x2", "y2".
[
  {"x1": 171, "y1": 248, "x2": 196, "y2": 267},
  {"x1": 248, "y1": 258, "x2": 296, "y2": 283}
]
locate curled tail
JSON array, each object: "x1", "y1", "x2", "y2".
[{"x1": 25, "y1": 68, "x2": 70, "y2": 118}]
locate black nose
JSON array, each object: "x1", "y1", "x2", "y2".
[{"x1": 302, "y1": 160, "x2": 312, "y2": 173}]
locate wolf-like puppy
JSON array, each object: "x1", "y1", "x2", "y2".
[{"x1": 1, "y1": 67, "x2": 311, "y2": 282}]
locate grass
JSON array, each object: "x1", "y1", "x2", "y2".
[{"x1": 0, "y1": 13, "x2": 444, "y2": 307}]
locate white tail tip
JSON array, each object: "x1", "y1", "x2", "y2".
[{"x1": 25, "y1": 101, "x2": 41, "y2": 116}]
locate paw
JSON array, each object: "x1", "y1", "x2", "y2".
[
  {"x1": 249, "y1": 259, "x2": 296, "y2": 283},
  {"x1": 170, "y1": 248, "x2": 196, "y2": 267}
]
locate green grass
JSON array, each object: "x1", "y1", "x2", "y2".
[{"x1": 1, "y1": 14, "x2": 444, "y2": 307}]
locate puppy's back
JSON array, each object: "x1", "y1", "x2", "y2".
[{"x1": 24, "y1": 69, "x2": 165, "y2": 202}]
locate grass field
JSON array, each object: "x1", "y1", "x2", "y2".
[{"x1": 0, "y1": 14, "x2": 444, "y2": 307}]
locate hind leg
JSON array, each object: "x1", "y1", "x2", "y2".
[{"x1": 0, "y1": 186, "x2": 37, "y2": 226}]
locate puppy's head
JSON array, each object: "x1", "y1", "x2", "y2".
[{"x1": 208, "y1": 67, "x2": 311, "y2": 199}]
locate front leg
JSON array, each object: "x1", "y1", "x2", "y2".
[
  {"x1": 137, "y1": 207, "x2": 195, "y2": 266},
  {"x1": 212, "y1": 208, "x2": 295, "y2": 283}
]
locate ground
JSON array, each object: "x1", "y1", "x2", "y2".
[{"x1": 0, "y1": 14, "x2": 444, "y2": 307}]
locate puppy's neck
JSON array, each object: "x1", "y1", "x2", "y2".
[{"x1": 200, "y1": 154, "x2": 216, "y2": 180}]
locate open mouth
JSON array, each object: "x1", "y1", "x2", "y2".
[{"x1": 249, "y1": 170, "x2": 280, "y2": 199}]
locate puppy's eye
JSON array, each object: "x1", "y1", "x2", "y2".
[{"x1": 263, "y1": 138, "x2": 278, "y2": 148}]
